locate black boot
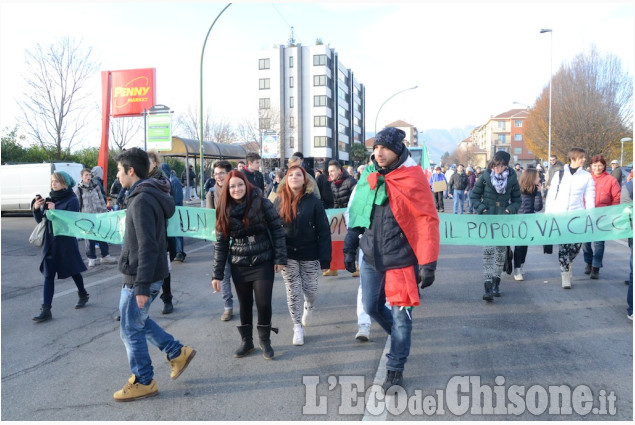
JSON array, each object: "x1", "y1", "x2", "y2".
[
  {"x1": 257, "y1": 324, "x2": 279, "y2": 360},
  {"x1": 382, "y1": 370, "x2": 404, "y2": 391},
  {"x1": 32, "y1": 304, "x2": 52, "y2": 322},
  {"x1": 75, "y1": 292, "x2": 89, "y2": 309},
  {"x1": 584, "y1": 263, "x2": 592, "y2": 275},
  {"x1": 483, "y1": 280, "x2": 493, "y2": 302},
  {"x1": 234, "y1": 325, "x2": 255, "y2": 358},
  {"x1": 161, "y1": 275, "x2": 173, "y2": 314},
  {"x1": 492, "y1": 277, "x2": 501, "y2": 297},
  {"x1": 590, "y1": 267, "x2": 599, "y2": 279}
]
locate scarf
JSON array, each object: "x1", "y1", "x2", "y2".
[
  {"x1": 49, "y1": 187, "x2": 73, "y2": 203},
  {"x1": 490, "y1": 168, "x2": 509, "y2": 194}
]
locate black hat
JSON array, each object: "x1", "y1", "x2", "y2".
[
  {"x1": 373, "y1": 127, "x2": 405, "y2": 156},
  {"x1": 493, "y1": 151, "x2": 511, "y2": 166}
]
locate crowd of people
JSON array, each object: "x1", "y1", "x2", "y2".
[{"x1": 30, "y1": 128, "x2": 632, "y2": 401}]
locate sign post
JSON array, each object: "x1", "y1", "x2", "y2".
[{"x1": 145, "y1": 104, "x2": 173, "y2": 151}]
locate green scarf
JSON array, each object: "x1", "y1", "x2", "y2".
[{"x1": 348, "y1": 163, "x2": 389, "y2": 228}]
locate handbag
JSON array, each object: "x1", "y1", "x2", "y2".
[{"x1": 29, "y1": 218, "x2": 47, "y2": 247}]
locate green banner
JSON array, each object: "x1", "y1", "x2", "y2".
[{"x1": 47, "y1": 204, "x2": 632, "y2": 246}]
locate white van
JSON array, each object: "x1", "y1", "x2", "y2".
[{"x1": 0, "y1": 162, "x2": 84, "y2": 214}]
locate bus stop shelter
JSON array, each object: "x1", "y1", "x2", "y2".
[{"x1": 160, "y1": 136, "x2": 247, "y2": 194}]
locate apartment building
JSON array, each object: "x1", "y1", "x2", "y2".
[
  {"x1": 257, "y1": 42, "x2": 365, "y2": 169},
  {"x1": 470, "y1": 108, "x2": 538, "y2": 167}
]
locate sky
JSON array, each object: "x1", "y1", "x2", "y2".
[{"x1": 0, "y1": 1, "x2": 633, "y2": 151}]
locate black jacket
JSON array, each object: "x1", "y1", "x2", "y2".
[
  {"x1": 315, "y1": 173, "x2": 334, "y2": 209},
  {"x1": 449, "y1": 172, "x2": 469, "y2": 191},
  {"x1": 331, "y1": 170, "x2": 357, "y2": 208},
  {"x1": 274, "y1": 189, "x2": 332, "y2": 269},
  {"x1": 118, "y1": 179, "x2": 175, "y2": 297},
  {"x1": 470, "y1": 168, "x2": 521, "y2": 215},
  {"x1": 242, "y1": 168, "x2": 265, "y2": 192},
  {"x1": 344, "y1": 147, "x2": 418, "y2": 272},
  {"x1": 212, "y1": 189, "x2": 287, "y2": 280},
  {"x1": 518, "y1": 188, "x2": 543, "y2": 214}
]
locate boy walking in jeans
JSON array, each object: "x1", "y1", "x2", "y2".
[{"x1": 113, "y1": 148, "x2": 196, "y2": 401}]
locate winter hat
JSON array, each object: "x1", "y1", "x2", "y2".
[
  {"x1": 56, "y1": 171, "x2": 76, "y2": 189},
  {"x1": 91, "y1": 166, "x2": 103, "y2": 179},
  {"x1": 493, "y1": 151, "x2": 511, "y2": 166},
  {"x1": 373, "y1": 127, "x2": 406, "y2": 156}
]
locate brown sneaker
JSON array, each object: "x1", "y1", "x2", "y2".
[
  {"x1": 221, "y1": 308, "x2": 233, "y2": 321},
  {"x1": 168, "y1": 346, "x2": 196, "y2": 380},
  {"x1": 322, "y1": 269, "x2": 338, "y2": 276},
  {"x1": 113, "y1": 375, "x2": 158, "y2": 402}
]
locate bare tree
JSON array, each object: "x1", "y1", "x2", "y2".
[
  {"x1": 211, "y1": 120, "x2": 237, "y2": 144},
  {"x1": 236, "y1": 119, "x2": 259, "y2": 143},
  {"x1": 525, "y1": 46, "x2": 633, "y2": 160},
  {"x1": 174, "y1": 106, "x2": 213, "y2": 141},
  {"x1": 110, "y1": 116, "x2": 142, "y2": 150},
  {"x1": 18, "y1": 37, "x2": 99, "y2": 159}
]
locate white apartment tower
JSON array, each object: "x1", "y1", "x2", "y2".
[{"x1": 257, "y1": 42, "x2": 365, "y2": 169}]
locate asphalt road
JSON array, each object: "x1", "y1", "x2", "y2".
[{"x1": 1, "y1": 209, "x2": 632, "y2": 421}]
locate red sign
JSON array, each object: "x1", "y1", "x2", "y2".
[{"x1": 110, "y1": 68, "x2": 156, "y2": 117}]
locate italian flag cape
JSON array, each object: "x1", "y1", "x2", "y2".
[{"x1": 349, "y1": 157, "x2": 440, "y2": 306}]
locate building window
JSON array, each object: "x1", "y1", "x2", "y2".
[
  {"x1": 314, "y1": 95, "x2": 327, "y2": 107},
  {"x1": 498, "y1": 121, "x2": 506, "y2": 130},
  {"x1": 514, "y1": 147, "x2": 523, "y2": 154},
  {"x1": 259, "y1": 78, "x2": 270, "y2": 90},
  {"x1": 313, "y1": 54, "x2": 327, "y2": 66},
  {"x1": 259, "y1": 98, "x2": 270, "y2": 109},
  {"x1": 514, "y1": 134, "x2": 523, "y2": 141},
  {"x1": 289, "y1": 96, "x2": 294, "y2": 108},
  {"x1": 289, "y1": 56, "x2": 294, "y2": 68},
  {"x1": 313, "y1": 75, "x2": 327, "y2": 86},
  {"x1": 290, "y1": 136, "x2": 295, "y2": 148},
  {"x1": 289, "y1": 76, "x2": 294, "y2": 88},
  {"x1": 258, "y1": 58, "x2": 270, "y2": 70},
  {"x1": 259, "y1": 118, "x2": 270, "y2": 129},
  {"x1": 314, "y1": 116, "x2": 327, "y2": 127},
  {"x1": 314, "y1": 136, "x2": 328, "y2": 147},
  {"x1": 515, "y1": 120, "x2": 523, "y2": 127},
  {"x1": 498, "y1": 134, "x2": 506, "y2": 143},
  {"x1": 290, "y1": 116, "x2": 295, "y2": 128}
]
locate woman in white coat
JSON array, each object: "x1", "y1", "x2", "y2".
[{"x1": 545, "y1": 147, "x2": 595, "y2": 289}]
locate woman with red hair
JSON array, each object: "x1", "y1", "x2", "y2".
[
  {"x1": 211, "y1": 171, "x2": 287, "y2": 360},
  {"x1": 274, "y1": 165, "x2": 331, "y2": 346},
  {"x1": 583, "y1": 155, "x2": 621, "y2": 279}
]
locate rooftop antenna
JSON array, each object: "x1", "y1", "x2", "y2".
[{"x1": 288, "y1": 26, "x2": 295, "y2": 45}]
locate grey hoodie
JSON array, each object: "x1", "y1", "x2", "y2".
[{"x1": 118, "y1": 179, "x2": 175, "y2": 296}]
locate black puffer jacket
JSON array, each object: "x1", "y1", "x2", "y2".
[
  {"x1": 470, "y1": 168, "x2": 521, "y2": 215},
  {"x1": 518, "y1": 188, "x2": 543, "y2": 214},
  {"x1": 212, "y1": 190, "x2": 287, "y2": 280},
  {"x1": 331, "y1": 170, "x2": 357, "y2": 208},
  {"x1": 274, "y1": 187, "x2": 332, "y2": 269},
  {"x1": 242, "y1": 168, "x2": 265, "y2": 192}
]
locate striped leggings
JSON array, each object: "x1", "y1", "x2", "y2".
[
  {"x1": 483, "y1": 246, "x2": 506, "y2": 282},
  {"x1": 281, "y1": 259, "x2": 320, "y2": 325}
]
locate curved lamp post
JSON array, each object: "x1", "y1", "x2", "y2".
[
  {"x1": 199, "y1": 3, "x2": 232, "y2": 206},
  {"x1": 540, "y1": 28, "x2": 553, "y2": 164},
  {"x1": 374, "y1": 85, "x2": 418, "y2": 135}
]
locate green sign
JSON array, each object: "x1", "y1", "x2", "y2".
[
  {"x1": 47, "y1": 204, "x2": 632, "y2": 247},
  {"x1": 147, "y1": 112, "x2": 172, "y2": 151}
]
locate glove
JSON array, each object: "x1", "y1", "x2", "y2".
[
  {"x1": 344, "y1": 252, "x2": 357, "y2": 273},
  {"x1": 418, "y1": 267, "x2": 435, "y2": 289}
]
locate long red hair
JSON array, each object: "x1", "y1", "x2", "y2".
[
  {"x1": 277, "y1": 165, "x2": 308, "y2": 224},
  {"x1": 215, "y1": 170, "x2": 257, "y2": 237}
]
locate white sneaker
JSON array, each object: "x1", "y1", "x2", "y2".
[
  {"x1": 293, "y1": 324, "x2": 304, "y2": 346},
  {"x1": 100, "y1": 255, "x2": 117, "y2": 264},
  {"x1": 88, "y1": 258, "x2": 96, "y2": 267},
  {"x1": 355, "y1": 324, "x2": 370, "y2": 342},
  {"x1": 561, "y1": 270, "x2": 572, "y2": 289},
  {"x1": 513, "y1": 268, "x2": 524, "y2": 281},
  {"x1": 301, "y1": 304, "x2": 313, "y2": 327}
]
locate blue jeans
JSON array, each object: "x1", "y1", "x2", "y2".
[
  {"x1": 175, "y1": 236, "x2": 184, "y2": 254},
  {"x1": 453, "y1": 190, "x2": 465, "y2": 214},
  {"x1": 582, "y1": 241, "x2": 605, "y2": 268},
  {"x1": 360, "y1": 260, "x2": 413, "y2": 372},
  {"x1": 119, "y1": 280, "x2": 183, "y2": 385},
  {"x1": 467, "y1": 189, "x2": 474, "y2": 213},
  {"x1": 85, "y1": 239, "x2": 109, "y2": 259},
  {"x1": 221, "y1": 259, "x2": 233, "y2": 309}
]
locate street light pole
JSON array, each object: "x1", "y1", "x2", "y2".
[
  {"x1": 200, "y1": 3, "x2": 232, "y2": 207},
  {"x1": 540, "y1": 28, "x2": 553, "y2": 164},
  {"x1": 621, "y1": 137, "x2": 633, "y2": 166},
  {"x1": 374, "y1": 85, "x2": 418, "y2": 135}
]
